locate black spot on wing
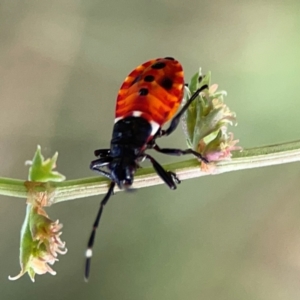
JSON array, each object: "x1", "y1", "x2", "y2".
[
  {"x1": 151, "y1": 62, "x2": 166, "y2": 69},
  {"x1": 159, "y1": 77, "x2": 173, "y2": 90},
  {"x1": 144, "y1": 75, "x2": 155, "y2": 82},
  {"x1": 139, "y1": 88, "x2": 149, "y2": 96},
  {"x1": 164, "y1": 57, "x2": 175, "y2": 61}
]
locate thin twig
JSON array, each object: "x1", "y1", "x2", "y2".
[{"x1": 0, "y1": 139, "x2": 300, "y2": 204}]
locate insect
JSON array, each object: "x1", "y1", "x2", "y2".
[{"x1": 85, "y1": 57, "x2": 208, "y2": 280}]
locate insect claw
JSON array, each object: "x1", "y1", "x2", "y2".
[{"x1": 169, "y1": 171, "x2": 181, "y2": 184}]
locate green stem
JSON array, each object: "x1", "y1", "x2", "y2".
[{"x1": 1, "y1": 139, "x2": 300, "y2": 204}]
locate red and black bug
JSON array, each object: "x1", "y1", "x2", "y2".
[{"x1": 85, "y1": 57, "x2": 208, "y2": 280}]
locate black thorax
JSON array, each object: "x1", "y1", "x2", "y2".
[{"x1": 110, "y1": 116, "x2": 152, "y2": 158}]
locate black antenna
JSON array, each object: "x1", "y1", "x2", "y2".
[
  {"x1": 85, "y1": 181, "x2": 115, "y2": 281},
  {"x1": 163, "y1": 84, "x2": 208, "y2": 136}
]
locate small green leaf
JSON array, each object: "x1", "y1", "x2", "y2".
[
  {"x1": 26, "y1": 145, "x2": 65, "y2": 182},
  {"x1": 182, "y1": 70, "x2": 211, "y2": 148}
]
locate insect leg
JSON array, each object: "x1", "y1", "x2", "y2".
[
  {"x1": 161, "y1": 84, "x2": 208, "y2": 137},
  {"x1": 153, "y1": 144, "x2": 208, "y2": 163},
  {"x1": 94, "y1": 148, "x2": 111, "y2": 157},
  {"x1": 145, "y1": 154, "x2": 180, "y2": 189},
  {"x1": 90, "y1": 157, "x2": 113, "y2": 180},
  {"x1": 85, "y1": 181, "x2": 115, "y2": 281}
]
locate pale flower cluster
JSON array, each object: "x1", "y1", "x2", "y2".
[{"x1": 9, "y1": 199, "x2": 67, "y2": 282}]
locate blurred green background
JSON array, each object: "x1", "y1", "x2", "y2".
[{"x1": 1, "y1": 0, "x2": 300, "y2": 299}]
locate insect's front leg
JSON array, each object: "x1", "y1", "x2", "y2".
[
  {"x1": 160, "y1": 84, "x2": 208, "y2": 137},
  {"x1": 144, "y1": 153, "x2": 180, "y2": 190},
  {"x1": 94, "y1": 148, "x2": 111, "y2": 158},
  {"x1": 90, "y1": 157, "x2": 113, "y2": 180}
]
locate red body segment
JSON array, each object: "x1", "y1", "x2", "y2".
[{"x1": 115, "y1": 58, "x2": 184, "y2": 126}]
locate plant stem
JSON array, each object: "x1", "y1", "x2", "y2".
[{"x1": 1, "y1": 139, "x2": 300, "y2": 204}]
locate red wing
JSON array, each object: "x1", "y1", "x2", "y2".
[{"x1": 115, "y1": 57, "x2": 184, "y2": 126}]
